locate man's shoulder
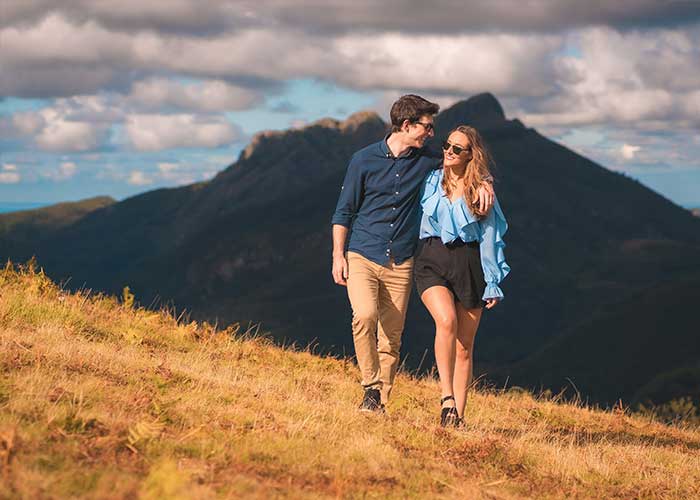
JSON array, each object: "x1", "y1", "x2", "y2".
[{"x1": 352, "y1": 140, "x2": 384, "y2": 160}]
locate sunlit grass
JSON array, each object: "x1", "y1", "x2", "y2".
[{"x1": 1, "y1": 260, "x2": 699, "y2": 499}]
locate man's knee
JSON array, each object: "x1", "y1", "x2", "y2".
[{"x1": 352, "y1": 309, "x2": 378, "y2": 332}]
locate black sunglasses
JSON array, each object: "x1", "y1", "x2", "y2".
[
  {"x1": 442, "y1": 141, "x2": 471, "y2": 155},
  {"x1": 413, "y1": 121, "x2": 434, "y2": 132}
]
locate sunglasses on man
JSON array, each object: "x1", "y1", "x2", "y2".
[
  {"x1": 412, "y1": 121, "x2": 434, "y2": 133},
  {"x1": 442, "y1": 141, "x2": 472, "y2": 155}
]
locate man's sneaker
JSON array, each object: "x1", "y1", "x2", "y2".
[{"x1": 358, "y1": 388, "x2": 384, "y2": 413}]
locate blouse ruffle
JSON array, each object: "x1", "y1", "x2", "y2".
[{"x1": 419, "y1": 169, "x2": 510, "y2": 301}]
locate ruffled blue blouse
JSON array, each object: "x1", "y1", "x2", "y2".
[{"x1": 419, "y1": 169, "x2": 510, "y2": 300}]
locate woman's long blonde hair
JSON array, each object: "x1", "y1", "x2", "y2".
[{"x1": 441, "y1": 125, "x2": 495, "y2": 219}]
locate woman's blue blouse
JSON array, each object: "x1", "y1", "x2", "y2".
[{"x1": 419, "y1": 169, "x2": 510, "y2": 300}]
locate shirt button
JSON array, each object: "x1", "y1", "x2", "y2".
[
  {"x1": 390, "y1": 223, "x2": 393, "y2": 227},
  {"x1": 395, "y1": 191, "x2": 399, "y2": 195},
  {"x1": 396, "y1": 173, "x2": 399, "y2": 177},
  {"x1": 392, "y1": 207, "x2": 396, "y2": 210}
]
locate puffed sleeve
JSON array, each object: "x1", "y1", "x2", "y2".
[
  {"x1": 478, "y1": 196, "x2": 510, "y2": 300},
  {"x1": 331, "y1": 154, "x2": 364, "y2": 227}
]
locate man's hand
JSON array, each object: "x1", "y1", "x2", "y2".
[
  {"x1": 476, "y1": 181, "x2": 495, "y2": 213},
  {"x1": 332, "y1": 253, "x2": 348, "y2": 286},
  {"x1": 485, "y1": 298, "x2": 500, "y2": 309}
]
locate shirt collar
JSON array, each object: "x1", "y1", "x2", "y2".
[{"x1": 381, "y1": 133, "x2": 420, "y2": 159}]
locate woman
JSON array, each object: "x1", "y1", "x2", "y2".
[{"x1": 414, "y1": 125, "x2": 510, "y2": 427}]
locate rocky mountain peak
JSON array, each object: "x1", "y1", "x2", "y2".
[
  {"x1": 237, "y1": 111, "x2": 386, "y2": 162},
  {"x1": 436, "y1": 92, "x2": 509, "y2": 132}
]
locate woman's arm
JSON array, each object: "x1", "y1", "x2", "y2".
[{"x1": 478, "y1": 196, "x2": 510, "y2": 305}]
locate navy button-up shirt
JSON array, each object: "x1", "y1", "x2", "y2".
[{"x1": 331, "y1": 137, "x2": 442, "y2": 265}]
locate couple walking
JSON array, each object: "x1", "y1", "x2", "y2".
[{"x1": 331, "y1": 94, "x2": 510, "y2": 427}]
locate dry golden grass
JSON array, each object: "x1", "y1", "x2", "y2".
[{"x1": 1, "y1": 260, "x2": 699, "y2": 499}]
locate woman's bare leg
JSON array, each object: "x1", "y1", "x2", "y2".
[
  {"x1": 453, "y1": 304, "x2": 483, "y2": 418},
  {"x1": 420, "y1": 286, "x2": 458, "y2": 405}
]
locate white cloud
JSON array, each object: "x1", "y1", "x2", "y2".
[
  {"x1": 157, "y1": 162, "x2": 178, "y2": 173},
  {"x1": 0, "y1": 164, "x2": 21, "y2": 183},
  {"x1": 129, "y1": 78, "x2": 262, "y2": 112},
  {"x1": 126, "y1": 114, "x2": 240, "y2": 151},
  {"x1": 620, "y1": 144, "x2": 641, "y2": 160},
  {"x1": 0, "y1": 12, "x2": 563, "y2": 99},
  {"x1": 35, "y1": 114, "x2": 108, "y2": 152},
  {"x1": 11, "y1": 112, "x2": 45, "y2": 135},
  {"x1": 518, "y1": 27, "x2": 700, "y2": 129},
  {"x1": 127, "y1": 171, "x2": 153, "y2": 185},
  {"x1": 3, "y1": 10, "x2": 698, "y2": 135}
]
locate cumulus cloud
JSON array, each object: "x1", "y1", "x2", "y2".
[
  {"x1": 127, "y1": 171, "x2": 153, "y2": 185},
  {"x1": 34, "y1": 111, "x2": 110, "y2": 152},
  {"x1": 333, "y1": 32, "x2": 562, "y2": 96},
  {"x1": 157, "y1": 162, "x2": 178, "y2": 173},
  {"x1": 38, "y1": 161, "x2": 79, "y2": 181},
  {"x1": 11, "y1": 112, "x2": 45, "y2": 135},
  {"x1": 1, "y1": 12, "x2": 568, "y2": 100},
  {"x1": 125, "y1": 114, "x2": 241, "y2": 151},
  {"x1": 0, "y1": 164, "x2": 21, "y2": 184},
  {"x1": 620, "y1": 144, "x2": 641, "y2": 160},
  {"x1": 129, "y1": 78, "x2": 263, "y2": 112},
  {"x1": 517, "y1": 26, "x2": 700, "y2": 130}
]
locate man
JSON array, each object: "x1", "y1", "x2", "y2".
[{"x1": 331, "y1": 94, "x2": 494, "y2": 412}]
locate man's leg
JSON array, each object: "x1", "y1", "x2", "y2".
[
  {"x1": 346, "y1": 252, "x2": 382, "y2": 392},
  {"x1": 376, "y1": 257, "x2": 413, "y2": 403}
]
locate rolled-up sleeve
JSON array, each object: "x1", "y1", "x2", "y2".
[
  {"x1": 331, "y1": 155, "x2": 364, "y2": 228},
  {"x1": 479, "y1": 196, "x2": 511, "y2": 300}
]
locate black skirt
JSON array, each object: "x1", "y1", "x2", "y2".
[{"x1": 414, "y1": 237, "x2": 486, "y2": 309}]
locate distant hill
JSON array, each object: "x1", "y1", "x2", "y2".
[
  {"x1": 1, "y1": 94, "x2": 699, "y2": 406},
  {"x1": 0, "y1": 196, "x2": 115, "y2": 258}
]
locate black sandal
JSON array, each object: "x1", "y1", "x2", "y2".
[{"x1": 440, "y1": 395, "x2": 459, "y2": 427}]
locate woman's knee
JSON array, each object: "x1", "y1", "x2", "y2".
[
  {"x1": 434, "y1": 314, "x2": 458, "y2": 335},
  {"x1": 455, "y1": 342, "x2": 471, "y2": 362}
]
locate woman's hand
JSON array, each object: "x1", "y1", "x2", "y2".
[
  {"x1": 476, "y1": 182, "x2": 495, "y2": 213},
  {"x1": 485, "y1": 298, "x2": 500, "y2": 309},
  {"x1": 332, "y1": 253, "x2": 348, "y2": 286}
]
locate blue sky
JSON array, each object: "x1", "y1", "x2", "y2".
[{"x1": 1, "y1": 2, "x2": 699, "y2": 208}]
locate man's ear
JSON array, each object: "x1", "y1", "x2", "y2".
[{"x1": 401, "y1": 119, "x2": 411, "y2": 133}]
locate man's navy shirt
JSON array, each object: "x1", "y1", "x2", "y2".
[{"x1": 332, "y1": 137, "x2": 442, "y2": 265}]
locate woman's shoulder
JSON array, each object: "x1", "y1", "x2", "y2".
[{"x1": 424, "y1": 167, "x2": 443, "y2": 186}]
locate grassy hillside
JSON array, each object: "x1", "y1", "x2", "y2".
[{"x1": 1, "y1": 261, "x2": 699, "y2": 499}]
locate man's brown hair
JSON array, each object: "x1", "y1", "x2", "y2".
[{"x1": 390, "y1": 94, "x2": 440, "y2": 132}]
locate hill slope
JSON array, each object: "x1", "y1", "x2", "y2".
[
  {"x1": 0, "y1": 196, "x2": 115, "y2": 258},
  {"x1": 1, "y1": 94, "x2": 699, "y2": 407},
  {"x1": 1, "y1": 262, "x2": 699, "y2": 499}
]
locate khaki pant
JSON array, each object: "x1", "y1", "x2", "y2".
[{"x1": 346, "y1": 251, "x2": 413, "y2": 403}]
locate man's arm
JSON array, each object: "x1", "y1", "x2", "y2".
[
  {"x1": 332, "y1": 224, "x2": 349, "y2": 286},
  {"x1": 330, "y1": 155, "x2": 362, "y2": 286}
]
